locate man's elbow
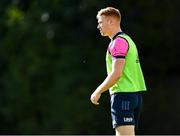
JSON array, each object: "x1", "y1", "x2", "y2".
[{"x1": 112, "y1": 72, "x2": 122, "y2": 80}]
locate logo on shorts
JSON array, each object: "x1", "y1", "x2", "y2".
[{"x1": 124, "y1": 117, "x2": 133, "y2": 122}]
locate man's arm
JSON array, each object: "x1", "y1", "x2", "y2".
[{"x1": 90, "y1": 58, "x2": 125, "y2": 105}]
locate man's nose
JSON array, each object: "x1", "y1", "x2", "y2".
[{"x1": 97, "y1": 25, "x2": 100, "y2": 29}]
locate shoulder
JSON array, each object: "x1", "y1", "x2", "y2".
[
  {"x1": 113, "y1": 37, "x2": 128, "y2": 46},
  {"x1": 109, "y1": 37, "x2": 129, "y2": 58}
]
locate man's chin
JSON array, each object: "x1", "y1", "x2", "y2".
[{"x1": 100, "y1": 32, "x2": 106, "y2": 36}]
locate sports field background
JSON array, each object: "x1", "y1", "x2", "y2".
[{"x1": 0, "y1": 0, "x2": 179, "y2": 135}]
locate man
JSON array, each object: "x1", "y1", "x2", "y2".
[{"x1": 90, "y1": 7, "x2": 147, "y2": 136}]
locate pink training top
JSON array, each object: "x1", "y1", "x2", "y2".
[{"x1": 108, "y1": 37, "x2": 129, "y2": 58}]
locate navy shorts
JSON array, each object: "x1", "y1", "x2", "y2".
[{"x1": 110, "y1": 92, "x2": 142, "y2": 129}]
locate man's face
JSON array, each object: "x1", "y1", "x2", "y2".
[{"x1": 97, "y1": 15, "x2": 110, "y2": 36}]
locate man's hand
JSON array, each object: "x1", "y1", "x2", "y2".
[{"x1": 90, "y1": 91, "x2": 101, "y2": 105}]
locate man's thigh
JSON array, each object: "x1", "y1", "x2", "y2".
[{"x1": 115, "y1": 125, "x2": 135, "y2": 136}]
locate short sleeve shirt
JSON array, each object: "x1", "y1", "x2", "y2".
[{"x1": 108, "y1": 37, "x2": 129, "y2": 58}]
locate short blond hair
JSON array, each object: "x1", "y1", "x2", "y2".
[{"x1": 96, "y1": 7, "x2": 121, "y2": 21}]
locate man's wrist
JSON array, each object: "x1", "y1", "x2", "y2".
[{"x1": 95, "y1": 87, "x2": 103, "y2": 94}]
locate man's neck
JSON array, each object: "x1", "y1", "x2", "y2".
[{"x1": 109, "y1": 28, "x2": 122, "y2": 40}]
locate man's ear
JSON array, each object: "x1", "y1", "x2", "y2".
[{"x1": 108, "y1": 19, "x2": 113, "y2": 25}]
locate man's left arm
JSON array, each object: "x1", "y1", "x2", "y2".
[{"x1": 90, "y1": 58, "x2": 125, "y2": 105}]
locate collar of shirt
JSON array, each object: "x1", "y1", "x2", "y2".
[{"x1": 112, "y1": 31, "x2": 124, "y2": 40}]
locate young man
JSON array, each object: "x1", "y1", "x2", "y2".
[{"x1": 90, "y1": 7, "x2": 147, "y2": 136}]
